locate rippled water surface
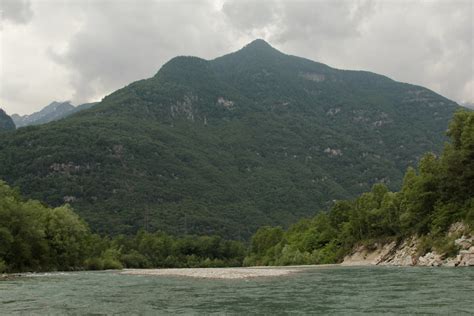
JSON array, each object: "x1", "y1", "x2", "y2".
[{"x1": 1, "y1": 266, "x2": 473, "y2": 315}]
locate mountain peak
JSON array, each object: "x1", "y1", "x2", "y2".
[
  {"x1": 245, "y1": 39, "x2": 273, "y2": 48},
  {"x1": 46, "y1": 100, "x2": 73, "y2": 109},
  {"x1": 0, "y1": 39, "x2": 462, "y2": 239},
  {"x1": 239, "y1": 39, "x2": 281, "y2": 54},
  {"x1": 11, "y1": 100, "x2": 82, "y2": 128}
]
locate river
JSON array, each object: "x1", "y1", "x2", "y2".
[{"x1": 1, "y1": 266, "x2": 473, "y2": 314}]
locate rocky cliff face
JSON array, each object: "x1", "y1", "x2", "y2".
[{"x1": 342, "y1": 223, "x2": 474, "y2": 267}]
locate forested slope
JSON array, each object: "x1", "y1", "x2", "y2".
[
  {"x1": 245, "y1": 110, "x2": 474, "y2": 266},
  {"x1": 0, "y1": 40, "x2": 461, "y2": 238}
]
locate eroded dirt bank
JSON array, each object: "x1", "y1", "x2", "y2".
[{"x1": 342, "y1": 223, "x2": 473, "y2": 267}]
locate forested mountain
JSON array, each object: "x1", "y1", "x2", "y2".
[
  {"x1": 0, "y1": 109, "x2": 15, "y2": 131},
  {"x1": 1, "y1": 110, "x2": 471, "y2": 273},
  {"x1": 11, "y1": 101, "x2": 97, "y2": 127},
  {"x1": 245, "y1": 110, "x2": 474, "y2": 266},
  {"x1": 0, "y1": 40, "x2": 462, "y2": 238}
]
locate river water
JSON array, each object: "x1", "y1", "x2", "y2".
[{"x1": 1, "y1": 266, "x2": 473, "y2": 314}]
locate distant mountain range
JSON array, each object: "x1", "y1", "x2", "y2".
[
  {"x1": 0, "y1": 109, "x2": 16, "y2": 131},
  {"x1": 0, "y1": 39, "x2": 463, "y2": 238},
  {"x1": 11, "y1": 101, "x2": 98, "y2": 127},
  {"x1": 461, "y1": 102, "x2": 474, "y2": 110}
]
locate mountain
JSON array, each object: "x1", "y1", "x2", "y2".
[
  {"x1": 0, "y1": 40, "x2": 461, "y2": 238},
  {"x1": 0, "y1": 109, "x2": 15, "y2": 131},
  {"x1": 11, "y1": 101, "x2": 97, "y2": 127},
  {"x1": 461, "y1": 102, "x2": 474, "y2": 110}
]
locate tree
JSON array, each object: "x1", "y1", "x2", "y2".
[{"x1": 250, "y1": 226, "x2": 284, "y2": 256}]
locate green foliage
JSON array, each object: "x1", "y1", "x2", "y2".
[
  {"x1": 111, "y1": 231, "x2": 246, "y2": 268},
  {"x1": 0, "y1": 259, "x2": 6, "y2": 273},
  {"x1": 0, "y1": 181, "x2": 246, "y2": 273},
  {"x1": 245, "y1": 110, "x2": 474, "y2": 265},
  {"x1": 100, "y1": 248, "x2": 123, "y2": 270},
  {"x1": 83, "y1": 257, "x2": 104, "y2": 271},
  {"x1": 120, "y1": 250, "x2": 151, "y2": 268},
  {"x1": 433, "y1": 235, "x2": 460, "y2": 258},
  {"x1": 0, "y1": 181, "x2": 90, "y2": 272},
  {"x1": 250, "y1": 226, "x2": 284, "y2": 256},
  {"x1": 0, "y1": 41, "x2": 460, "y2": 239},
  {"x1": 1, "y1": 110, "x2": 471, "y2": 272}
]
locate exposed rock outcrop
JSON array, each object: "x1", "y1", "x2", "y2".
[{"x1": 342, "y1": 223, "x2": 473, "y2": 267}]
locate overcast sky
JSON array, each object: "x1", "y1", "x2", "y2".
[{"x1": 1, "y1": 0, "x2": 473, "y2": 115}]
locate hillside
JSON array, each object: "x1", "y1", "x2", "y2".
[
  {"x1": 12, "y1": 101, "x2": 98, "y2": 127},
  {"x1": 1, "y1": 111, "x2": 471, "y2": 274},
  {"x1": 0, "y1": 40, "x2": 461, "y2": 238},
  {"x1": 0, "y1": 109, "x2": 15, "y2": 131},
  {"x1": 244, "y1": 110, "x2": 473, "y2": 267}
]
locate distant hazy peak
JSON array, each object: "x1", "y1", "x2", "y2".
[
  {"x1": 461, "y1": 102, "x2": 474, "y2": 110},
  {"x1": 12, "y1": 101, "x2": 97, "y2": 127},
  {"x1": 41, "y1": 101, "x2": 74, "y2": 112},
  {"x1": 46, "y1": 100, "x2": 73, "y2": 108}
]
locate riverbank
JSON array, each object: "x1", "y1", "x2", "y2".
[{"x1": 342, "y1": 226, "x2": 474, "y2": 267}]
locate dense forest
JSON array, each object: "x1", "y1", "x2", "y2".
[
  {"x1": 1, "y1": 110, "x2": 472, "y2": 273},
  {"x1": 0, "y1": 40, "x2": 460, "y2": 239},
  {"x1": 0, "y1": 182, "x2": 245, "y2": 273},
  {"x1": 245, "y1": 110, "x2": 473, "y2": 266}
]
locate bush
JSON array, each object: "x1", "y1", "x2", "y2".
[
  {"x1": 242, "y1": 255, "x2": 257, "y2": 267},
  {"x1": 120, "y1": 251, "x2": 150, "y2": 268},
  {"x1": 0, "y1": 259, "x2": 7, "y2": 273},
  {"x1": 100, "y1": 248, "x2": 123, "y2": 270},
  {"x1": 433, "y1": 236, "x2": 460, "y2": 259},
  {"x1": 416, "y1": 236, "x2": 433, "y2": 256},
  {"x1": 84, "y1": 258, "x2": 104, "y2": 270},
  {"x1": 102, "y1": 258, "x2": 123, "y2": 270}
]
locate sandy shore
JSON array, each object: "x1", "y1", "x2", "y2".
[
  {"x1": 121, "y1": 267, "x2": 298, "y2": 279},
  {"x1": 120, "y1": 265, "x2": 339, "y2": 280}
]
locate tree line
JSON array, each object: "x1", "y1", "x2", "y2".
[{"x1": 0, "y1": 183, "x2": 245, "y2": 273}]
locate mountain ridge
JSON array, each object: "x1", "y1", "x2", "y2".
[
  {"x1": 0, "y1": 109, "x2": 15, "y2": 131},
  {"x1": 12, "y1": 101, "x2": 98, "y2": 127},
  {"x1": 0, "y1": 40, "x2": 462, "y2": 238}
]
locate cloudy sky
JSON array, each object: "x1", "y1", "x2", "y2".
[{"x1": 1, "y1": 0, "x2": 473, "y2": 115}]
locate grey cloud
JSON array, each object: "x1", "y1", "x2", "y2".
[
  {"x1": 50, "y1": 0, "x2": 231, "y2": 104},
  {"x1": 221, "y1": 0, "x2": 472, "y2": 104},
  {"x1": 272, "y1": 0, "x2": 375, "y2": 43},
  {"x1": 222, "y1": 0, "x2": 375, "y2": 43},
  {"x1": 1, "y1": 0, "x2": 472, "y2": 115},
  {"x1": 0, "y1": 0, "x2": 33, "y2": 24},
  {"x1": 222, "y1": 0, "x2": 279, "y2": 32}
]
